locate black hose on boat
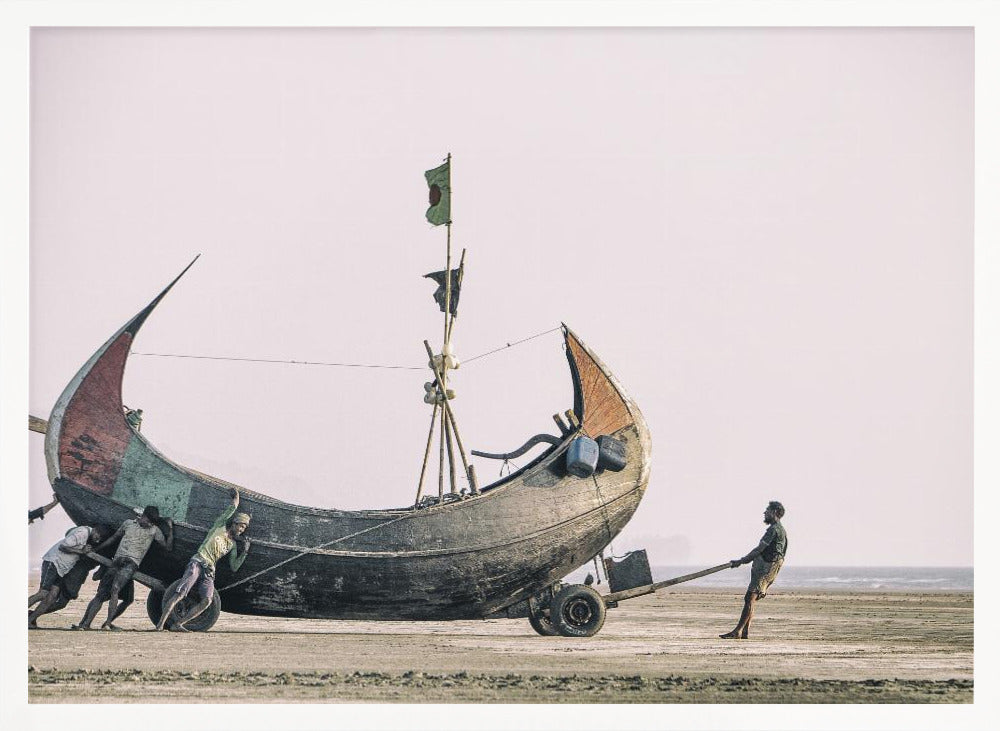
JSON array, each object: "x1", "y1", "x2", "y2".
[{"x1": 471, "y1": 433, "x2": 562, "y2": 461}]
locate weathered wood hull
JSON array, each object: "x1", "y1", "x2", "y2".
[{"x1": 45, "y1": 263, "x2": 652, "y2": 620}]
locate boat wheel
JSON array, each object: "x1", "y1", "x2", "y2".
[
  {"x1": 528, "y1": 604, "x2": 559, "y2": 636},
  {"x1": 145, "y1": 588, "x2": 164, "y2": 626},
  {"x1": 551, "y1": 584, "x2": 607, "y2": 637},
  {"x1": 159, "y1": 578, "x2": 222, "y2": 632}
]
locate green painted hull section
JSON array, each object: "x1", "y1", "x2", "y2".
[{"x1": 112, "y1": 435, "x2": 194, "y2": 522}]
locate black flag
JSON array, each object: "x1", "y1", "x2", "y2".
[{"x1": 424, "y1": 265, "x2": 463, "y2": 316}]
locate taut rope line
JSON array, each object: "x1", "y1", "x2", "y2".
[{"x1": 130, "y1": 326, "x2": 562, "y2": 371}]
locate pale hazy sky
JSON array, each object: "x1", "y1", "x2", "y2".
[{"x1": 26, "y1": 27, "x2": 972, "y2": 567}]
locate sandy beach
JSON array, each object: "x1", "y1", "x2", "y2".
[{"x1": 27, "y1": 577, "x2": 972, "y2": 703}]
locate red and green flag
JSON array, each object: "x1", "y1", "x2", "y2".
[{"x1": 424, "y1": 159, "x2": 451, "y2": 226}]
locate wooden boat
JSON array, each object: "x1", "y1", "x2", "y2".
[
  {"x1": 45, "y1": 262, "x2": 650, "y2": 634},
  {"x1": 45, "y1": 168, "x2": 652, "y2": 636}
]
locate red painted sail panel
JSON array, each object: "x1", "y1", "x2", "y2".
[
  {"x1": 58, "y1": 334, "x2": 134, "y2": 495},
  {"x1": 566, "y1": 332, "x2": 633, "y2": 437}
]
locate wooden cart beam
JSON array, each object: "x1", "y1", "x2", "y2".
[
  {"x1": 84, "y1": 552, "x2": 168, "y2": 594},
  {"x1": 603, "y1": 562, "x2": 731, "y2": 605}
]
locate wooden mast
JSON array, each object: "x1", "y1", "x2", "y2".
[
  {"x1": 415, "y1": 153, "x2": 472, "y2": 505},
  {"x1": 440, "y1": 153, "x2": 456, "y2": 495}
]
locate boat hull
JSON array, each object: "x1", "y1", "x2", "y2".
[{"x1": 46, "y1": 263, "x2": 652, "y2": 621}]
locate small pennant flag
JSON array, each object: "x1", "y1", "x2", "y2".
[
  {"x1": 424, "y1": 264, "x2": 463, "y2": 316},
  {"x1": 424, "y1": 159, "x2": 451, "y2": 226}
]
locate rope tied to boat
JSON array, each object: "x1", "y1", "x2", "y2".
[
  {"x1": 215, "y1": 511, "x2": 423, "y2": 593},
  {"x1": 130, "y1": 326, "x2": 562, "y2": 372},
  {"x1": 216, "y1": 483, "x2": 643, "y2": 594}
]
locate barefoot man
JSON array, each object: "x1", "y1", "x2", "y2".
[
  {"x1": 74, "y1": 505, "x2": 174, "y2": 630},
  {"x1": 29, "y1": 524, "x2": 108, "y2": 628},
  {"x1": 720, "y1": 501, "x2": 787, "y2": 639},
  {"x1": 156, "y1": 487, "x2": 250, "y2": 631}
]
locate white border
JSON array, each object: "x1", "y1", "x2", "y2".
[{"x1": 2, "y1": 2, "x2": 995, "y2": 730}]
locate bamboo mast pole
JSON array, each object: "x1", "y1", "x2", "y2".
[
  {"x1": 443, "y1": 248, "x2": 465, "y2": 494},
  {"x1": 445, "y1": 411, "x2": 457, "y2": 492},
  {"x1": 414, "y1": 402, "x2": 439, "y2": 506},
  {"x1": 439, "y1": 409, "x2": 446, "y2": 498},
  {"x1": 439, "y1": 154, "x2": 460, "y2": 494},
  {"x1": 417, "y1": 153, "x2": 452, "y2": 506},
  {"x1": 423, "y1": 340, "x2": 473, "y2": 483},
  {"x1": 439, "y1": 153, "x2": 454, "y2": 494},
  {"x1": 447, "y1": 249, "x2": 466, "y2": 345},
  {"x1": 415, "y1": 153, "x2": 475, "y2": 503}
]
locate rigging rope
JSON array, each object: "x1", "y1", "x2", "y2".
[
  {"x1": 215, "y1": 510, "x2": 421, "y2": 593},
  {"x1": 129, "y1": 353, "x2": 423, "y2": 370},
  {"x1": 130, "y1": 326, "x2": 562, "y2": 371}
]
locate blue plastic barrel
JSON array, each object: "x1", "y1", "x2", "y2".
[{"x1": 566, "y1": 436, "x2": 599, "y2": 478}]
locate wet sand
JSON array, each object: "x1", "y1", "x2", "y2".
[{"x1": 27, "y1": 578, "x2": 973, "y2": 703}]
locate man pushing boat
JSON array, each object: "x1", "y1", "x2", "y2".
[
  {"x1": 156, "y1": 487, "x2": 251, "y2": 632},
  {"x1": 73, "y1": 505, "x2": 174, "y2": 630},
  {"x1": 29, "y1": 524, "x2": 109, "y2": 628},
  {"x1": 720, "y1": 501, "x2": 788, "y2": 639}
]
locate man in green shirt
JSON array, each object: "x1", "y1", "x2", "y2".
[
  {"x1": 155, "y1": 487, "x2": 251, "y2": 631},
  {"x1": 720, "y1": 500, "x2": 788, "y2": 640}
]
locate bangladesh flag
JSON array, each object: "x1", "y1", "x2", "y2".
[{"x1": 424, "y1": 160, "x2": 451, "y2": 226}]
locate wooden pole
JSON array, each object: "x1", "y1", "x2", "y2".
[
  {"x1": 85, "y1": 552, "x2": 167, "y2": 594},
  {"x1": 602, "y1": 563, "x2": 733, "y2": 604},
  {"x1": 445, "y1": 409, "x2": 463, "y2": 493},
  {"x1": 423, "y1": 340, "x2": 473, "y2": 481},
  {"x1": 445, "y1": 408, "x2": 457, "y2": 493},
  {"x1": 438, "y1": 400, "x2": 446, "y2": 499},
  {"x1": 414, "y1": 402, "x2": 439, "y2": 507},
  {"x1": 442, "y1": 152, "x2": 453, "y2": 357},
  {"x1": 437, "y1": 155, "x2": 459, "y2": 496},
  {"x1": 446, "y1": 248, "x2": 466, "y2": 346}
]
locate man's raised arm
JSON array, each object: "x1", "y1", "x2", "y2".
[{"x1": 210, "y1": 488, "x2": 240, "y2": 529}]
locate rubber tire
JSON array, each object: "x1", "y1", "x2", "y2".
[
  {"x1": 551, "y1": 584, "x2": 607, "y2": 637},
  {"x1": 528, "y1": 606, "x2": 559, "y2": 636},
  {"x1": 145, "y1": 588, "x2": 164, "y2": 626},
  {"x1": 160, "y1": 577, "x2": 222, "y2": 632}
]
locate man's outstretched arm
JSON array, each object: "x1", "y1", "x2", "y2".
[{"x1": 730, "y1": 525, "x2": 776, "y2": 567}]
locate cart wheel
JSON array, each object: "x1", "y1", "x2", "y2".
[
  {"x1": 145, "y1": 588, "x2": 164, "y2": 626},
  {"x1": 551, "y1": 584, "x2": 607, "y2": 637},
  {"x1": 528, "y1": 605, "x2": 559, "y2": 636},
  {"x1": 160, "y1": 578, "x2": 222, "y2": 632}
]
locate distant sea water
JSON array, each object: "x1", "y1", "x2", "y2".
[
  {"x1": 30, "y1": 565, "x2": 973, "y2": 592},
  {"x1": 567, "y1": 565, "x2": 973, "y2": 592}
]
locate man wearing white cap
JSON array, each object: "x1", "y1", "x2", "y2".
[{"x1": 156, "y1": 487, "x2": 251, "y2": 631}]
